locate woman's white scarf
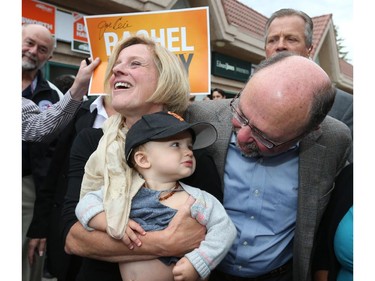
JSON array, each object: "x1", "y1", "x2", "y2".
[{"x1": 79, "y1": 113, "x2": 145, "y2": 239}]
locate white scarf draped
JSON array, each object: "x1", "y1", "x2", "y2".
[{"x1": 80, "y1": 113, "x2": 145, "y2": 239}]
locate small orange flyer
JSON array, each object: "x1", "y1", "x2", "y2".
[
  {"x1": 72, "y1": 12, "x2": 90, "y2": 54},
  {"x1": 84, "y1": 7, "x2": 210, "y2": 95}
]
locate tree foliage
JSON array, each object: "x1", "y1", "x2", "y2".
[{"x1": 334, "y1": 25, "x2": 349, "y2": 61}]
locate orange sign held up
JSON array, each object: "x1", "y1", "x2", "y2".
[{"x1": 85, "y1": 7, "x2": 210, "y2": 95}]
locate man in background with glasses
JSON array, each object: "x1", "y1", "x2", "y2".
[{"x1": 185, "y1": 52, "x2": 351, "y2": 281}]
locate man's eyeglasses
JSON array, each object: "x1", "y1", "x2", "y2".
[{"x1": 230, "y1": 91, "x2": 306, "y2": 149}]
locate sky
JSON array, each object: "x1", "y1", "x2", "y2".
[{"x1": 238, "y1": 0, "x2": 353, "y2": 63}]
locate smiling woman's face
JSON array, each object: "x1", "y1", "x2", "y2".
[{"x1": 109, "y1": 43, "x2": 161, "y2": 118}]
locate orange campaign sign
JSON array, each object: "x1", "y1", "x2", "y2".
[
  {"x1": 22, "y1": 0, "x2": 56, "y2": 35},
  {"x1": 72, "y1": 12, "x2": 90, "y2": 54},
  {"x1": 84, "y1": 7, "x2": 210, "y2": 95}
]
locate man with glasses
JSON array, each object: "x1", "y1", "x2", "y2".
[
  {"x1": 185, "y1": 52, "x2": 351, "y2": 281},
  {"x1": 229, "y1": 96, "x2": 308, "y2": 156}
]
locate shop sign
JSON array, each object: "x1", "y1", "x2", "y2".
[{"x1": 212, "y1": 52, "x2": 252, "y2": 82}]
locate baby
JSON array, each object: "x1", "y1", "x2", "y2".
[{"x1": 76, "y1": 111, "x2": 236, "y2": 281}]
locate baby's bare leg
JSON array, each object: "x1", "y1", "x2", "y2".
[{"x1": 119, "y1": 259, "x2": 174, "y2": 281}]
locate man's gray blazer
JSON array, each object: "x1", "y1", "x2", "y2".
[
  {"x1": 329, "y1": 88, "x2": 353, "y2": 137},
  {"x1": 329, "y1": 88, "x2": 353, "y2": 162},
  {"x1": 185, "y1": 99, "x2": 352, "y2": 281}
]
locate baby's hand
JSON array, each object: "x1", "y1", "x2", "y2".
[
  {"x1": 121, "y1": 219, "x2": 146, "y2": 250},
  {"x1": 172, "y1": 257, "x2": 200, "y2": 281}
]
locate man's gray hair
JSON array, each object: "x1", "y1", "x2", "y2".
[{"x1": 265, "y1": 8, "x2": 314, "y2": 48}]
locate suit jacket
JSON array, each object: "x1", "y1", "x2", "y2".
[
  {"x1": 22, "y1": 70, "x2": 61, "y2": 183},
  {"x1": 312, "y1": 163, "x2": 353, "y2": 280},
  {"x1": 185, "y1": 99, "x2": 352, "y2": 281},
  {"x1": 329, "y1": 88, "x2": 353, "y2": 137},
  {"x1": 328, "y1": 88, "x2": 353, "y2": 162}
]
